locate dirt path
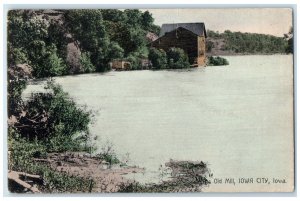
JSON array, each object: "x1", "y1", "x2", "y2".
[{"x1": 40, "y1": 152, "x2": 144, "y2": 192}]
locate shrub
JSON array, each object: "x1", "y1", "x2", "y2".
[
  {"x1": 15, "y1": 81, "x2": 91, "y2": 152},
  {"x1": 148, "y1": 48, "x2": 167, "y2": 69},
  {"x1": 80, "y1": 52, "x2": 96, "y2": 73},
  {"x1": 95, "y1": 142, "x2": 120, "y2": 165},
  {"x1": 207, "y1": 56, "x2": 229, "y2": 66},
  {"x1": 166, "y1": 47, "x2": 190, "y2": 69},
  {"x1": 8, "y1": 127, "x2": 47, "y2": 171},
  {"x1": 7, "y1": 79, "x2": 26, "y2": 117},
  {"x1": 8, "y1": 46, "x2": 28, "y2": 65},
  {"x1": 126, "y1": 55, "x2": 139, "y2": 70},
  {"x1": 44, "y1": 51, "x2": 67, "y2": 76}
]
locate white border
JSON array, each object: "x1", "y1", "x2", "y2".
[{"x1": 1, "y1": 1, "x2": 299, "y2": 201}]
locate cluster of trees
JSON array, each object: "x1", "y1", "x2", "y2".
[
  {"x1": 207, "y1": 29, "x2": 293, "y2": 54},
  {"x1": 148, "y1": 47, "x2": 190, "y2": 69},
  {"x1": 8, "y1": 9, "x2": 160, "y2": 78},
  {"x1": 7, "y1": 9, "x2": 160, "y2": 192},
  {"x1": 207, "y1": 56, "x2": 229, "y2": 66},
  {"x1": 8, "y1": 10, "x2": 68, "y2": 78}
]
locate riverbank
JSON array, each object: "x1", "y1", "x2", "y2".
[{"x1": 8, "y1": 152, "x2": 144, "y2": 193}]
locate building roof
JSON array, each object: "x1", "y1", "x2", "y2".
[{"x1": 160, "y1": 23, "x2": 207, "y2": 38}]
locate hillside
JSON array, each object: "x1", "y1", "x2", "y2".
[
  {"x1": 7, "y1": 9, "x2": 160, "y2": 78},
  {"x1": 206, "y1": 30, "x2": 292, "y2": 56}
]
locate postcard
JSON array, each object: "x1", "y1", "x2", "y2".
[{"x1": 6, "y1": 7, "x2": 294, "y2": 193}]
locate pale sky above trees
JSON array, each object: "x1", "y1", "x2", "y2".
[{"x1": 143, "y1": 8, "x2": 292, "y2": 37}]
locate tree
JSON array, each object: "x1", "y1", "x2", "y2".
[
  {"x1": 65, "y1": 10, "x2": 110, "y2": 71},
  {"x1": 124, "y1": 9, "x2": 142, "y2": 27},
  {"x1": 166, "y1": 48, "x2": 190, "y2": 69},
  {"x1": 141, "y1": 11, "x2": 154, "y2": 30},
  {"x1": 107, "y1": 42, "x2": 124, "y2": 60},
  {"x1": 80, "y1": 52, "x2": 96, "y2": 73},
  {"x1": 7, "y1": 10, "x2": 68, "y2": 78},
  {"x1": 285, "y1": 27, "x2": 293, "y2": 54},
  {"x1": 101, "y1": 9, "x2": 127, "y2": 22},
  {"x1": 148, "y1": 48, "x2": 167, "y2": 69},
  {"x1": 7, "y1": 79, "x2": 26, "y2": 117},
  {"x1": 30, "y1": 43, "x2": 66, "y2": 77}
]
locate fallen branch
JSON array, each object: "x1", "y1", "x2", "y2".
[{"x1": 8, "y1": 170, "x2": 41, "y2": 193}]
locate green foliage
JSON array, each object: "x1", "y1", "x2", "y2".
[
  {"x1": 125, "y1": 47, "x2": 149, "y2": 70},
  {"x1": 7, "y1": 45, "x2": 28, "y2": 65},
  {"x1": 40, "y1": 165, "x2": 94, "y2": 193},
  {"x1": 149, "y1": 47, "x2": 190, "y2": 69},
  {"x1": 285, "y1": 27, "x2": 293, "y2": 54},
  {"x1": 7, "y1": 79, "x2": 26, "y2": 117},
  {"x1": 126, "y1": 55, "x2": 139, "y2": 70},
  {"x1": 80, "y1": 52, "x2": 96, "y2": 73},
  {"x1": 8, "y1": 127, "x2": 47, "y2": 171},
  {"x1": 8, "y1": 9, "x2": 160, "y2": 77},
  {"x1": 166, "y1": 48, "x2": 190, "y2": 69},
  {"x1": 105, "y1": 22, "x2": 147, "y2": 57},
  {"x1": 16, "y1": 82, "x2": 91, "y2": 152},
  {"x1": 8, "y1": 130, "x2": 93, "y2": 193},
  {"x1": 107, "y1": 42, "x2": 124, "y2": 61},
  {"x1": 104, "y1": 9, "x2": 158, "y2": 57},
  {"x1": 101, "y1": 9, "x2": 127, "y2": 22},
  {"x1": 65, "y1": 10, "x2": 110, "y2": 72},
  {"x1": 124, "y1": 9, "x2": 142, "y2": 27},
  {"x1": 42, "y1": 48, "x2": 66, "y2": 77},
  {"x1": 207, "y1": 56, "x2": 229, "y2": 66},
  {"x1": 95, "y1": 153, "x2": 120, "y2": 165},
  {"x1": 8, "y1": 79, "x2": 95, "y2": 192},
  {"x1": 207, "y1": 29, "x2": 288, "y2": 54},
  {"x1": 7, "y1": 10, "x2": 68, "y2": 78},
  {"x1": 95, "y1": 142, "x2": 120, "y2": 165},
  {"x1": 7, "y1": 11, "x2": 49, "y2": 49},
  {"x1": 148, "y1": 48, "x2": 168, "y2": 69}
]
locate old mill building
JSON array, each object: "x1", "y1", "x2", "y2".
[{"x1": 151, "y1": 23, "x2": 207, "y2": 66}]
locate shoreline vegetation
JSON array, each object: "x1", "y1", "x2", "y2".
[{"x1": 7, "y1": 9, "x2": 293, "y2": 193}]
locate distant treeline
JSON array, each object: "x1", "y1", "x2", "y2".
[{"x1": 207, "y1": 29, "x2": 293, "y2": 54}]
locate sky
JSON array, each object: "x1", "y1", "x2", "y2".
[{"x1": 142, "y1": 8, "x2": 293, "y2": 37}]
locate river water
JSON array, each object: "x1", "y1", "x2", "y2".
[{"x1": 23, "y1": 55, "x2": 294, "y2": 192}]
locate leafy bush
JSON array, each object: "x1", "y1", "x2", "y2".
[
  {"x1": 14, "y1": 82, "x2": 91, "y2": 152},
  {"x1": 80, "y1": 52, "x2": 96, "y2": 73},
  {"x1": 126, "y1": 47, "x2": 149, "y2": 70},
  {"x1": 126, "y1": 55, "x2": 140, "y2": 70},
  {"x1": 107, "y1": 42, "x2": 124, "y2": 60},
  {"x1": 7, "y1": 45, "x2": 28, "y2": 65},
  {"x1": 207, "y1": 56, "x2": 229, "y2": 66},
  {"x1": 95, "y1": 142, "x2": 120, "y2": 165},
  {"x1": 8, "y1": 127, "x2": 47, "y2": 171},
  {"x1": 166, "y1": 48, "x2": 190, "y2": 69},
  {"x1": 148, "y1": 48, "x2": 167, "y2": 69},
  {"x1": 7, "y1": 79, "x2": 26, "y2": 117},
  {"x1": 43, "y1": 50, "x2": 67, "y2": 76}
]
